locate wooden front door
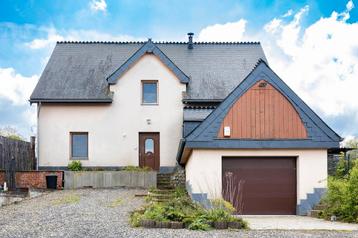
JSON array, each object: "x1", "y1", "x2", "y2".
[{"x1": 139, "y1": 133, "x2": 160, "y2": 171}]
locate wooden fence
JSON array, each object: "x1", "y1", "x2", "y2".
[{"x1": 0, "y1": 136, "x2": 36, "y2": 171}]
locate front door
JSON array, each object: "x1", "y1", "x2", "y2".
[{"x1": 139, "y1": 132, "x2": 160, "y2": 171}]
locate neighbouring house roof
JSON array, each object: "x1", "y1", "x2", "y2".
[
  {"x1": 178, "y1": 60, "x2": 342, "y2": 164},
  {"x1": 30, "y1": 40, "x2": 267, "y2": 103}
]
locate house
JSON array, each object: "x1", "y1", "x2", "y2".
[{"x1": 30, "y1": 33, "x2": 341, "y2": 215}]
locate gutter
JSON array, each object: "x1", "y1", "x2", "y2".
[
  {"x1": 182, "y1": 99, "x2": 223, "y2": 103},
  {"x1": 29, "y1": 98, "x2": 113, "y2": 104}
]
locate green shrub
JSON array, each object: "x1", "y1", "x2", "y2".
[
  {"x1": 122, "y1": 166, "x2": 152, "y2": 172},
  {"x1": 173, "y1": 186, "x2": 187, "y2": 198},
  {"x1": 335, "y1": 155, "x2": 347, "y2": 178},
  {"x1": 142, "y1": 203, "x2": 168, "y2": 221},
  {"x1": 321, "y1": 162, "x2": 358, "y2": 222},
  {"x1": 7, "y1": 134, "x2": 24, "y2": 141},
  {"x1": 187, "y1": 217, "x2": 211, "y2": 231},
  {"x1": 68, "y1": 161, "x2": 82, "y2": 171},
  {"x1": 210, "y1": 199, "x2": 236, "y2": 214},
  {"x1": 206, "y1": 208, "x2": 231, "y2": 222},
  {"x1": 165, "y1": 205, "x2": 186, "y2": 221},
  {"x1": 130, "y1": 211, "x2": 144, "y2": 227}
]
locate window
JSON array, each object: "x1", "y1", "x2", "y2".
[
  {"x1": 71, "y1": 132, "x2": 88, "y2": 159},
  {"x1": 145, "y1": 138, "x2": 154, "y2": 153},
  {"x1": 142, "y1": 81, "x2": 158, "y2": 104}
]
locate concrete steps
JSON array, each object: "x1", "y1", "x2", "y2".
[
  {"x1": 309, "y1": 203, "x2": 326, "y2": 218},
  {"x1": 146, "y1": 173, "x2": 176, "y2": 202},
  {"x1": 309, "y1": 210, "x2": 322, "y2": 218},
  {"x1": 157, "y1": 173, "x2": 174, "y2": 190}
]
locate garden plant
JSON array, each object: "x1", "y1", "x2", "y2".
[
  {"x1": 130, "y1": 186, "x2": 248, "y2": 230},
  {"x1": 320, "y1": 160, "x2": 358, "y2": 223}
]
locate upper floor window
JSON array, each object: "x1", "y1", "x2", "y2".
[
  {"x1": 70, "y1": 132, "x2": 88, "y2": 160},
  {"x1": 142, "y1": 81, "x2": 158, "y2": 104}
]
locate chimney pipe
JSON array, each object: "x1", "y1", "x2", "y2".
[{"x1": 187, "y1": 32, "x2": 194, "y2": 49}]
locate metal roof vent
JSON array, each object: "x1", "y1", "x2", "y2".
[{"x1": 187, "y1": 32, "x2": 194, "y2": 49}]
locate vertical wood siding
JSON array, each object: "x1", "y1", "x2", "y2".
[{"x1": 218, "y1": 80, "x2": 307, "y2": 139}]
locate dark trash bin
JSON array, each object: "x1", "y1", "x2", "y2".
[{"x1": 46, "y1": 175, "x2": 58, "y2": 189}]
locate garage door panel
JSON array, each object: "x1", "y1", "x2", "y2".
[
  {"x1": 222, "y1": 157, "x2": 296, "y2": 215},
  {"x1": 226, "y1": 169, "x2": 295, "y2": 181},
  {"x1": 243, "y1": 197, "x2": 296, "y2": 215}
]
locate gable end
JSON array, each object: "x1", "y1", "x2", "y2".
[
  {"x1": 218, "y1": 80, "x2": 307, "y2": 139},
  {"x1": 182, "y1": 60, "x2": 341, "y2": 155},
  {"x1": 106, "y1": 39, "x2": 190, "y2": 84}
]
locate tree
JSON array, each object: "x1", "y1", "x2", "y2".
[
  {"x1": 345, "y1": 138, "x2": 358, "y2": 149},
  {"x1": 343, "y1": 138, "x2": 358, "y2": 165},
  {"x1": 0, "y1": 126, "x2": 24, "y2": 141}
]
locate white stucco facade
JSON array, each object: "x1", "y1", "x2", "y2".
[
  {"x1": 38, "y1": 54, "x2": 186, "y2": 168},
  {"x1": 185, "y1": 149, "x2": 327, "y2": 204}
]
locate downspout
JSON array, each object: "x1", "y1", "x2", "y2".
[
  {"x1": 36, "y1": 102, "x2": 41, "y2": 171},
  {"x1": 176, "y1": 139, "x2": 186, "y2": 165}
]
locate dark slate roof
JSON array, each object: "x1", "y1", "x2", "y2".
[
  {"x1": 183, "y1": 108, "x2": 213, "y2": 121},
  {"x1": 178, "y1": 60, "x2": 342, "y2": 163},
  {"x1": 183, "y1": 121, "x2": 201, "y2": 137},
  {"x1": 107, "y1": 39, "x2": 190, "y2": 84},
  {"x1": 30, "y1": 40, "x2": 267, "y2": 102}
]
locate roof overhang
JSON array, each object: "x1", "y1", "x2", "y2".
[
  {"x1": 176, "y1": 139, "x2": 194, "y2": 165},
  {"x1": 29, "y1": 98, "x2": 113, "y2": 104}
]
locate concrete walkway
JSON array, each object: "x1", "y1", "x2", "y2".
[{"x1": 240, "y1": 215, "x2": 358, "y2": 230}]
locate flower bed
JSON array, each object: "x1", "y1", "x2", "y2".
[{"x1": 130, "y1": 187, "x2": 248, "y2": 230}]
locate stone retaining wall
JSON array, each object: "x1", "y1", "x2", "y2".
[
  {"x1": 171, "y1": 166, "x2": 186, "y2": 188},
  {"x1": 64, "y1": 171, "x2": 157, "y2": 189}
]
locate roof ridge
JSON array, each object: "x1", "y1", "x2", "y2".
[{"x1": 56, "y1": 41, "x2": 261, "y2": 45}]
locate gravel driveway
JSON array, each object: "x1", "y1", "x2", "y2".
[{"x1": 0, "y1": 189, "x2": 357, "y2": 238}]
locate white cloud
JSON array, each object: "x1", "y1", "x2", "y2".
[
  {"x1": 264, "y1": 18, "x2": 282, "y2": 34},
  {"x1": 25, "y1": 28, "x2": 145, "y2": 50},
  {"x1": 0, "y1": 68, "x2": 38, "y2": 105},
  {"x1": 25, "y1": 28, "x2": 64, "y2": 49},
  {"x1": 282, "y1": 9, "x2": 293, "y2": 18},
  {"x1": 346, "y1": 0, "x2": 354, "y2": 12},
  {"x1": 90, "y1": 0, "x2": 107, "y2": 12},
  {"x1": 196, "y1": 1, "x2": 358, "y2": 136},
  {"x1": 197, "y1": 20, "x2": 247, "y2": 42},
  {"x1": 22, "y1": 106, "x2": 37, "y2": 135},
  {"x1": 263, "y1": 2, "x2": 358, "y2": 118}
]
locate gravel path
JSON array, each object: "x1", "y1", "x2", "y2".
[{"x1": 0, "y1": 189, "x2": 357, "y2": 238}]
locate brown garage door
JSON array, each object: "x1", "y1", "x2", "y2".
[{"x1": 222, "y1": 157, "x2": 296, "y2": 215}]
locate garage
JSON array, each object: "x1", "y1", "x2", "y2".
[{"x1": 222, "y1": 157, "x2": 297, "y2": 215}]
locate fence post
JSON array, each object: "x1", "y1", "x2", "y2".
[{"x1": 30, "y1": 136, "x2": 36, "y2": 170}]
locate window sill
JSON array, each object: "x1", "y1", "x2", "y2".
[
  {"x1": 70, "y1": 157, "x2": 88, "y2": 160},
  {"x1": 141, "y1": 103, "x2": 159, "y2": 106}
]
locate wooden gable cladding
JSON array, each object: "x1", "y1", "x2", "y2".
[{"x1": 218, "y1": 80, "x2": 308, "y2": 139}]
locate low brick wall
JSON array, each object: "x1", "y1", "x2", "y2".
[
  {"x1": 0, "y1": 171, "x2": 63, "y2": 189},
  {"x1": 64, "y1": 171, "x2": 157, "y2": 189}
]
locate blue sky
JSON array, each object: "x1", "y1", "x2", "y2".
[{"x1": 0, "y1": 0, "x2": 357, "y2": 141}]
